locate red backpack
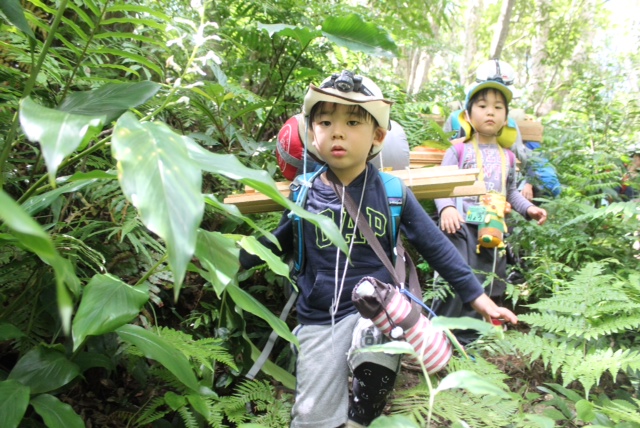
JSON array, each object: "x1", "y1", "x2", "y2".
[{"x1": 276, "y1": 114, "x2": 305, "y2": 181}]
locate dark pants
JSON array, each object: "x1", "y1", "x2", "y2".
[{"x1": 432, "y1": 223, "x2": 506, "y2": 345}]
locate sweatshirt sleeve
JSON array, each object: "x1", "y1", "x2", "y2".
[
  {"x1": 402, "y1": 190, "x2": 484, "y2": 303},
  {"x1": 506, "y1": 150, "x2": 534, "y2": 217},
  {"x1": 239, "y1": 211, "x2": 294, "y2": 269},
  {"x1": 434, "y1": 146, "x2": 460, "y2": 215}
]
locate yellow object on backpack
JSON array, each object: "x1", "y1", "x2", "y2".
[
  {"x1": 467, "y1": 138, "x2": 511, "y2": 252},
  {"x1": 476, "y1": 191, "x2": 511, "y2": 252}
]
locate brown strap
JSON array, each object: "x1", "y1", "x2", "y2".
[{"x1": 326, "y1": 171, "x2": 423, "y2": 303}]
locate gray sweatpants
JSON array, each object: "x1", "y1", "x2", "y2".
[{"x1": 290, "y1": 313, "x2": 401, "y2": 428}]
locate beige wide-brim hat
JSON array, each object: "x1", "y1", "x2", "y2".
[{"x1": 299, "y1": 74, "x2": 393, "y2": 161}]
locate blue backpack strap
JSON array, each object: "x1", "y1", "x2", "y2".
[
  {"x1": 450, "y1": 109, "x2": 461, "y2": 131},
  {"x1": 289, "y1": 166, "x2": 326, "y2": 277},
  {"x1": 291, "y1": 168, "x2": 405, "y2": 275},
  {"x1": 378, "y1": 171, "x2": 406, "y2": 247}
]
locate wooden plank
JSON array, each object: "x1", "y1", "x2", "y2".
[
  {"x1": 243, "y1": 166, "x2": 475, "y2": 193},
  {"x1": 412, "y1": 181, "x2": 486, "y2": 199},
  {"x1": 225, "y1": 167, "x2": 483, "y2": 214},
  {"x1": 409, "y1": 150, "x2": 445, "y2": 167}
]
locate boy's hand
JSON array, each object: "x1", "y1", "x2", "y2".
[
  {"x1": 470, "y1": 293, "x2": 518, "y2": 325},
  {"x1": 439, "y1": 206, "x2": 464, "y2": 234},
  {"x1": 527, "y1": 206, "x2": 548, "y2": 225}
]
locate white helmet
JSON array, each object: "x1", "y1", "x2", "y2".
[
  {"x1": 300, "y1": 70, "x2": 393, "y2": 161},
  {"x1": 476, "y1": 59, "x2": 516, "y2": 86}
]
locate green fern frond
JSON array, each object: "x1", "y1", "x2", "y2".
[
  {"x1": 518, "y1": 313, "x2": 587, "y2": 337},
  {"x1": 133, "y1": 396, "x2": 170, "y2": 427},
  {"x1": 390, "y1": 383, "x2": 518, "y2": 427},
  {"x1": 148, "y1": 366, "x2": 190, "y2": 392},
  {"x1": 109, "y1": 410, "x2": 137, "y2": 426},
  {"x1": 561, "y1": 348, "x2": 640, "y2": 396},
  {"x1": 156, "y1": 327, "x2": 238, "y2": 372},
  {"x1": 597, "y1": 397, "x2": 640, "y2": 424},
  {"x1": 217, "y1": 379, "x2": 283, "y2": 425},
  {"x1": 523, "y1": 262, "x2": 640, "y2": 341},
  {"x1": 234, "y1": 379, "x2": 280, "y2": 403},
  {"x1": 177, "y1": 406, "x2": 198, "y2": 428},
  {"x1": 581, "y1": 314, "x2": 640, "y2": 339},
  {"x1": 204, "y1": 401, "x2": 227, "y2": 428},
  {"x1": 250, "y1": 396, "x2": 293, "y2": 428},
  {"x1": 446, "y1": 354, "x2": 512, "y2": 386},
  {"x1": 501, "y1": 332, "x2": 574, "y2": 377}
]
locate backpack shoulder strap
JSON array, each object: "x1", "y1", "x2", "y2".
[
  {"x1": 450, "y1": 110, "x2": 461, "y2": 131},
  {"x1": 453, "y1": 142, "x2": 465, "y2": 168},
  {"x1": 378, "y1": 171, "x2": 406, "y2": 246},
  {"x1": 290, "y1": 166, "x2": 326, "y2": 277},
  {"x1": 507, "y1": 149, "x2": 516, "y2": 169}
]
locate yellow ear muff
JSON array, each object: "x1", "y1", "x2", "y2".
[
  {"x1": 458, "y1": 110, "x2": 517, "y2": 148},
  {"x1": 459, "y1": 110, "x2": 472, "y2": 141}
]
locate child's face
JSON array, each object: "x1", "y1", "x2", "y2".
[
  {"x1": 467, "y1": 89, "x2": 508, "y2": 137},
  {"x1": 311, "y1": 103, "x2": 386, "y2": 177}
]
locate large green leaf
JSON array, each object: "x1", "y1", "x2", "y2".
[
  {"x1": 321, "y1": 14, "x2": 398, "y2": 58},
  {"x1": 0, "y1": 0, "x2": 35, "y2": 39},
  {"x1": 224, "y1": 282, "x2": 297, "y2": 346},
  {"x1": 194, "y1": 230, "x2": 240, "y2": 291},
  {"x1": 19, "y1": 97, "x2": 105, "y2": 185},
  {"x1": 72, "y1": 274, "x2": 149, "y2": 350},
  {"x1": 0, "y1": 380, "x2": 30, "y2": 428},
  {"x1": 0, "y1": 190, "x2": 59, "y2": 262},
  {"x1": 31, "y1": 394, "x2": 85, "y2": 428},
  {"x1": 203, "y1": 195, "x2": 278, "y2": 247},
  {"x1": 431, "y1": 316, "x2": 494, "y2": 334},
  {"x1": 0, "y1": 190, "x2": 79, "y2": 333},
  {"x1": 434, "y1": 370, "x2": 510, "y2": 398},
  {"x1": 184, "y1": 138, "x2": 347, "y2": 255},
  {"x1": 58, "y1": 82, "x2": 161, "y2": 124},
  {"x1": 369, "y1": 415, "x2": 420, "y2": 428},
  {"x1": 257, "y1": 23, "x2": 320, "y2": 47},
  {"x1": 0, "y1": 322, "x2": 25, "y2": 341},
  {"x1": 30, "y1": 394, "x2": 84, "y2": 428},
  {"x1": 8, "y1": 346, "x2": 80, "y2": 394},
  {"x1": 21, "y1": 172, "x2": 115, "y2": 216},
  {"x1": 237, "y1": 235, "x2": 291, "y2": 280},
  {"x1": 112, "y1": 113, "x2": 204, "y2": 299},
  {"x1": 575, "y1": 400, "x2": 596, "y2": 422},
  {"x1": 116, "y1": 324, "x2": 207, "y2": 394}
]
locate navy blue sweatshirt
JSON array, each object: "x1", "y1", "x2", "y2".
[{"x1": 240, "y1": 163, "x2": 484, "y2": 325}]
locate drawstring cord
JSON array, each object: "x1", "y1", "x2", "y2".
[{"x1": 331, "y1": 167, "x2": 369, "y2": 326}]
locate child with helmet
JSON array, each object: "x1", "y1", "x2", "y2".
[
  {"x1": 241, "y1": 70, "x2": 518, "y2": 427},
  {"x1": 434, "y1": 73, "x2": 547, "y2": 345}
]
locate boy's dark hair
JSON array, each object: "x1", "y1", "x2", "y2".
[
  {"x1": 466, "y1": 87, "x2": 510, "y2": 118},
  {"x1": 308, "y1": 102, "x2": 379, "y2": 128}
]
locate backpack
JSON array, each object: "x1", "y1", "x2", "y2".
[
  {"x1": 524, "y1": 141, "x2": 561, "y2": 197},
  {"x1": 288, "y1": 167, "x2": 406, "y2": 278},
  {"x1": 276, "y1": 114, "x2": 305, "y2": 181}
]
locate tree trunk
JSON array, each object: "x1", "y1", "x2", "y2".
[
  {"x1": 530, "y1": 0, "x2": 550, "y2": 116},
  {"x1": 490, "y1": 0, "x2": 516, "y2": 60},
  {"x1": 460, "y1": 0, "x2": 483, "y2": 85},
  {"x1": 407, "y1": 23, "x2": 440, "y2": 94}
]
